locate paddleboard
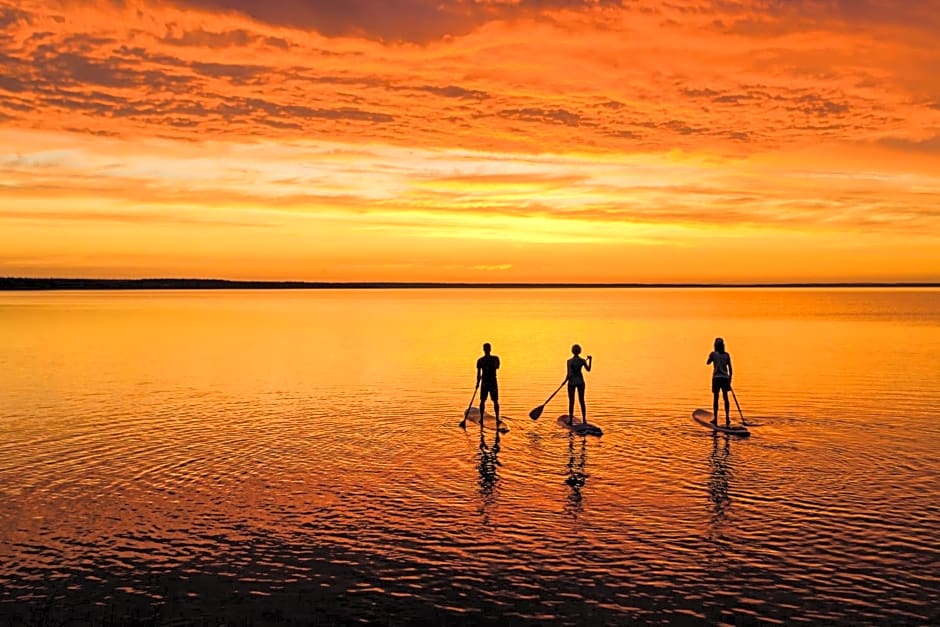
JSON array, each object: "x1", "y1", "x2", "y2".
[
  {"x1": 692, "y1": 409, "x2": 750, "y2": 437},
  {"x1": 557, "y1": 415, "x2": 603, "y2": 436},
  {"x1": 464, "y1": 408, "x2": 510, "y2": 432}
]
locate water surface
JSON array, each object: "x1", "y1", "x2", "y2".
[{"x1": 1, "y1": 288, "x2": 938, "y2": 625}]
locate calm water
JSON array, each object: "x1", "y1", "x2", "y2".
[{"x1": 1, "y1": 288, "x2": 938, "y2": 626}]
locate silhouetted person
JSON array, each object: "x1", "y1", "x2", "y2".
[
  {"x1": 565, "y1": 344, "x2": 592, "y2": 425},
  {"x1": 477, "y1": 343, "x2": 500, "y2": 424},
  {"x1": 706, "y1": 337, "x2": 733, "y2": 427}
]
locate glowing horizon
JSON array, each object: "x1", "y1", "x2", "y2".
[{"x1": 1, "y1": 0, "x2": 939, "y2": 282}]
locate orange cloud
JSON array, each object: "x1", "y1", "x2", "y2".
[{"x1": 0, "y1": 0, "x2": 938, "y2": 281}]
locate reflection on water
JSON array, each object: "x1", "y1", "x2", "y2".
[
  {"x1": 0, "y1": 288, "x2": 938, "y2": 625},
  {"x1": 564, "y1": 434, "x2": 587, "y2": 519},
  {"x1": 707, "y1": 434, "x2": 732, "y2": 535},
  {"x1": 477, "y1": 423, "x2": 501, "y2": 524}
]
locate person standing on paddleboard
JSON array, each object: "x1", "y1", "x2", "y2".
[
  {"x1": 477, "y1": 343, "x2": 500, "y2": 424},
  {"x1": 707, "y1": 337, "x2": 733, "y2": 427},
  {"x1": 566, "y1": 344, "x2": 592, "y2": 425}
]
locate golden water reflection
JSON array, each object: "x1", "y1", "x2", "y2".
[
  {"x1": 0, "y1": 288, "x2": 938, "y2": 625},
  {"x1": 564, "y1": 434, "x2": 588, "y2": 520}
]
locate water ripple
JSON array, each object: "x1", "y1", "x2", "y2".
[{"x1": 2, "y1": 289, "x2": 939, "y2": 625}]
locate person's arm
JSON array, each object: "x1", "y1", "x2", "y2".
[
  {"x1": 476, "y1": 359, "x2": 482, "y2": 385},
  {"x1": 728, "y1": 356, "x2": 733, "y2": 381},
  {"x1": 585, "y1": 355, "x2": 592, "y2": 372},
  {"x1": 706, "y1": 351, "x2": 714, "y2": 365},
  {"x1": 495, "y1": 356, "x2": 500, "y2": 371}
]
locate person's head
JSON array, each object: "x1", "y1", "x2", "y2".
[
  {"x1": 482, "y1": 342, "x2": 491, "y2": 354},
  {"x1": 714, "y1": 337, "x2": 725, "y2": 352},
  {"x1": 571, "y1": 343, "x2": 582, "y2": 355}
]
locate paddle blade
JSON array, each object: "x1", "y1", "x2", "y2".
[{"x1": 529, "y1": 405, "x2": 545, "y2": 420}]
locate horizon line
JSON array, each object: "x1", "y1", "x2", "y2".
[{"x1": 2, "y1": 277, "x2": 938, "y2": 290}]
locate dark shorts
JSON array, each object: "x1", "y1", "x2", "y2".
[
  {"x1": 712, "y1": 377, "x2": 731, "y2": 394},
  {"x1": 481, "y1": 382, "x2": 498, "y2": 402},
  {"x1": 567, "y1": 380, "x2": 585, "y2": 395}
]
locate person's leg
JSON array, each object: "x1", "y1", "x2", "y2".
[
  {"x1": 722, "y1": 387, "x2": 731, "y2": 426},
  {"x1": 493, "y1": 386, "x2": 500, "y2": 422},
  {"x1": 479, "y1": 386, "x2": 488, "y2": 423},
  {"x1": 567, "y1": 385, "x2": 575, "y2": 424},
  {"x1": 578, "y1": 384, "x2": 587, "y2": 424},
  {"x1": 712, "y1": 380, "x2": 719, "y2": 425}
]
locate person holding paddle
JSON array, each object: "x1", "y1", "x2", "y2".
[
  {"x1": 707, "y1": 337, "x2": 733, "y2": 427},
  {"x1": 477, "y1": 342, "x2": 500, "y2": 425},
  {"x1": 566, "y1": 344, "x2": 592, "y2": 425}
]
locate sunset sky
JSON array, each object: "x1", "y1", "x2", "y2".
[{"x1": 1, "y1": 0, "x2": 938, "y2": 282}]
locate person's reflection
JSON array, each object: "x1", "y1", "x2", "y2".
[
  {"x1": 708, "y1": 433, "x2": 732, "y2": 530},
  {"x1": 564, "y1": 433, "x2": 587, "y2": 519},
  {"x1": 477, "y1": 422, "x2": 501, "y2": 523}
]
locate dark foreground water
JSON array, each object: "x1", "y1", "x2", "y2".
[{"x1": 1, "y1": 288, "x2": 938, "y2": 625}]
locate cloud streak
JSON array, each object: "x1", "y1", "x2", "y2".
[{"x1": 2, "y1": 0, "x2": 938, "y2": 155}]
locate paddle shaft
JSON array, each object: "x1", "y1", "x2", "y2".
[
  {"x1": 730, "y1": 387, "x2": 749, "y2": 426},
  {"x1": 459, "y1": 382, "x2": 480, "y2": 426},
  {"x1": 544, "y1": 379, "x2": 567, "y2": 405},
  {"x1": 467, "y1": 381, "x2": 480, "y2": 413},
  {"x1": 531, "y1": 379, "x2": 568, "y2": 419}
]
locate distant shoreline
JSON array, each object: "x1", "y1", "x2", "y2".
[{"x1": 1, "y1": 278, "x2": 938, "y2": 291}]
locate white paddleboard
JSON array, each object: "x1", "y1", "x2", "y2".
[
  {"x1": 692, "y1": 408, "x2": 749, "y2": 437},
  {"x1": 557, "y1": 415, "x2": 603, "y2": 436},
  {"x1": 464, "y1": 408, "x2": 510, "y2": 432}
]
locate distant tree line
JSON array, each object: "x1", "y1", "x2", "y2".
[{"x1": 1, "y1": 277, "x2": 936, "y2": 291}]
